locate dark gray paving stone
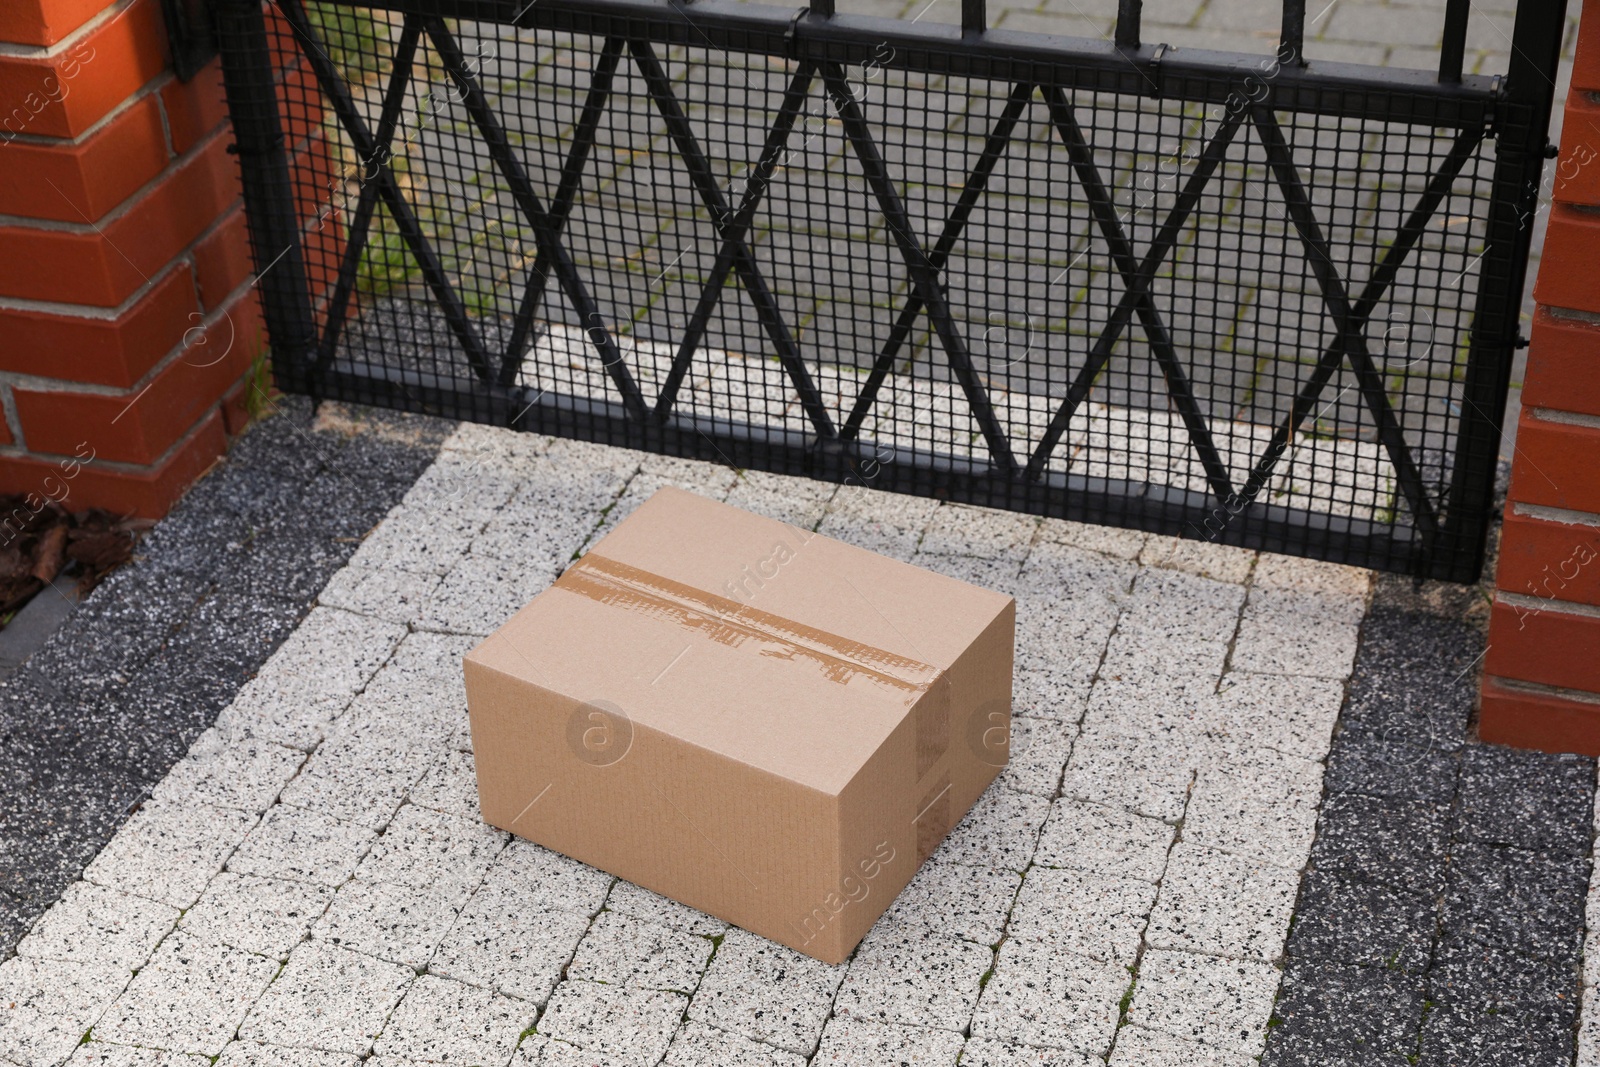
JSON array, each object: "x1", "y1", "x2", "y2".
[
  {"x1": 1419, "y1": 943, "x2": 1580, "y2": 1067},
  {"x1": 233, "y1": 524, "x2": 361, "y2": 602},
  {"x1": 1336, "y1": 608, "x2": 1480, "y2": 755},
  {"x1": 1309, "y1": 791, "x2": 1451, "y2": 896},
  {"x1": 1286, "y1": 868, "x2": 1436, "y2": 973},
  {"x1": 0, "y1": 400, "x2": 449, "y2": 958},
  {"x1": 131, "y1": 500, "x2": 256, "y2": 581},
  {"x1": 1454, "y1": 745, "x2": 1595, "y2": 856},
  {"x1": 1323, "y1": 734, "x2": 1459, "y2": 804},
  {"x1": 1438, "y1": 843, "x2": 1587, "y2": 965},
  {"x1": 0, "y1": 889, "x2": 31, "y2": 948},
  {"x1": 1262, "y1": 957, "x2": 1425, "y2": 1067},
  {"x1": 22, "y1": 566, "x2": 213, "y2": 699}
]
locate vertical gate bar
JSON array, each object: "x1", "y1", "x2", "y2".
[
  {"x1": 315, "y1": 18, "x2": 422, "y2": 376},
  {"x1": 962, "y1": 0, "x2": 985, "y2": 34},
  {"x1": 1114, "y1": 0, "x2": 1141, "y2": 48},
  {"x1": 1439, "y1": 0, "x2": 1470, "y2": 83},
  {"x1": 212, "y1": 0, "x2": 317, "y2": 384},
  {"x1": 823, "y1": 63, "x2": 1019, "y2": 472},
  {"x1": 1280, "y1": 0, "x2": 1306, "y2": 66},
  {"x1": 1441, "y1": 0, "x2": 1570, "y2": 580},
  {"x1": 501, "y1": 37, "x2": 626, "y2": 386}
]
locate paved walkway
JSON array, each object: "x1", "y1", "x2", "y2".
[{"x1": 1, "y1": 402, "x2": 1595, "y2": 1066}]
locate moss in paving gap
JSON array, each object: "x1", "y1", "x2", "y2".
[
  {"x1": 1115, "y1": 962, "x2": 1138, "y2": 1025},
  {"x1": 78, "y1": 1029, "x2": 91, "y2": 1046}
]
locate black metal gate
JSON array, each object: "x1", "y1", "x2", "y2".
[{"x1": 210, "y1": 0, "x2": 1568, "y2": 581}]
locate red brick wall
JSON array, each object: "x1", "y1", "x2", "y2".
[
  {"x1": 1480, "y1": 1, "x2": 1600, "y2": 754},
  {"x1": 0, "y1": 0, "x2": 263, "y2": 518}
]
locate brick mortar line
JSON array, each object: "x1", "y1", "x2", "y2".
[
  {"x1": 0, "y1": 0, "x2": 141, "y2": 60},
  {"x1": 0, "y1": 118, "x2": 232, "y2": 238}
]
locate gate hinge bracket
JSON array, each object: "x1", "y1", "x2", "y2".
[
  {"x1": 1146, "y1": 43, "x2": 1168, "y2": 99},
  {"x1": 784, "y1": 7, "x2": 808, "y2": 58}
]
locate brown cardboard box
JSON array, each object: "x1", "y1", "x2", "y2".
[{"x1": 463, "y1": 486, "x2": 1014, "y2": 964}]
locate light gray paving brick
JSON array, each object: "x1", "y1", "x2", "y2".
[
  {"x1": 1007, "y1": 867, "x2": 1156, "y2": 966},
  {"x1": 1244, "y1": 582, "x2": 1366, "y2": 629},
  {"x1": 1117, "y1": 569, "x2": 1248, "y2": 646},
  {"x1": 604, "y1": 881, "x2": 726, "y2": 936},
  {"x1": 179, "y1": 873, "x2": 334, "y2": 962},
  {"x1": 1034, "y1": 797, "x2": 1175, "y2": 882},
  {"x1": 416, "y1": 554, "x2": 558, "y2": 637},
  {"x1": 212, "y1": 1041, "x2": 361, "y2": 1067},
  {"x1": 227, "y1": 804, "x2": 377, "y2": 888},
  {"x1": 662, "y1": 1021, "x2": 807, "y2": 1067},
  {"x1": 918, "y1": 503, "x2": 1038, "y2": 561},
  {"x1": 470, "y1": 491, "x2": 606, "y2": 573},
  {"x1": 431, "y1": 899, "x2": 593, "y2": 1005},
  {"x1": 877, "y1": 860, "x2": 1021, "y2": 944},
  {"x1": 537, "y1": 980, "x2": 686, "y2": 1067},
  {"x1": 722, "y1": 470, "x2": 835, "y2": 530},
  {"x1": 915, "y1": 552, "x2": 1026, "y2": 591},
  {"x1": 1107, "y1": 1025, "x2": 1257, "y2": 1066},
  {"x1": 970, "y1": 939, "x2": 1127, "y2": 1057},
  {"x1": 687, "y1": 928, "x2": 845, "y2": 1054},
  {"x1": 347, "y1": 503, "x2": 481, "y2": 576},
  {"x1": 82, "y1": 800, "x2": 258, "y2": 910},
  {"x1": 1182, "y1": 751, "x2": 1322, "y2": 868},
  {"x1": 15, "y1": 882, "x2": 178, "y2": 972},
  {"x1": 437, "y1": 421, "x2": 551, "y2": 465},
  {"x1": 356, "y1": 805, "x2": 505, "y2": 897},
  {"x1": 813, "y1": 1017, "x2": 965, "y2": 1064},
  {"x1": 1096, "y1": 636, "x2": 1231, "y2": 695},
  {"x1": 278, "y1": 709, "x2": 442, "y2": 830},
  {"x1": 565, "y1": 910, "x2": 714, "y2": 993},
  {"x1": 400, "y1": 450, "x2": 522, "y2": 522},
  {"x1": 312, "y1": 878, "x2": 466, "y2": 968},
  {"x1": 215, "y1": 609, "x2": 408, "y2": 750},
  {"x1": 1012, "y1": 663, "x2": 1096, "y2": 722},
  {"x1": 316, "y1": 564, "x2": 443, "y2": 628},
  {"x1": 1200, "y1": 672, "x2": 1344, "y2": 762},
  {"x1": 96, "y1": 933, "x2": 279, "y2": 1056},
  {"x1": 933, "y1": 784, "x2": 1050, "y2": 870},
  {"x1": 1059, "y1": 725, "x2": 1196, "y2": 822},
  {"x1": 373, "y1": 974, "x2": 534, "y2": 1065},
  {"x1": 0, "y1": 956, "x2": 128, "y2": 1067},
  {"x1": 1229, "y1": 607, "x2": 1361, "y2": 679},
  {"x1": 817, "y1": 485, "x2": 938, "y2": 560},
  {"x1": 152, "y1": 729, "x2": 306, "y2": 813},
  {"x1": 65, "y1": 1045, "x2": 209, "y2": 1066},
  {"x1": 1137, "y1": 539, "x2": 1257, "y2": 585},
  {"x1": 408, "y1": 748, "x2": 483, "y2": 820},
  {"x1": 1078, "y1": 673, "x2": 1214, "y2": 745},
  {"x1": 958, "y1": 1037, "x2": 1100, "y2": 1066},
  {"x1": 1125, "y1": 949, "x2": 1279, "y2": 1057},
  {"x1": 998, "y1": 715, "x2": 1076, "y2": 797},
  {"x1": 239, "y1": 941, "x2": 414, "y2": 1054},
  {"x1": 834, "y1": 921, "x2": 992, "y2": 1031},
  {"x1": 597, "y1": 456, "x2": 740, "y2": 531},
  {"x1": 1580, "y1": 1003, "x2": 1600, "y2": 1067},
  {"x1": 1036, "y1": 517, "x2": 1148, "y2": 561},
  {"x1": 1144, "y1": 842, "x2": 1299, "y2": 961}
]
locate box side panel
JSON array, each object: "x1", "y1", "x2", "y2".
[
  {"x1": 946, "y1": 597, "x2": 1016, "y2": 816},
  {"x1": 464, "y1": 657, "x2": 841, "y2": 956},
  {"x1": 829, "y1": 598, "x2": 1014, "y2": 959}
]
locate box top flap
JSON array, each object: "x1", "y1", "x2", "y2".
[
  {"x1": 585, "y1": 486, "x2": 1011, "y2": 669},
  {"x1": 465, "y1": 486, "x2": 1013, "y2": 793}
]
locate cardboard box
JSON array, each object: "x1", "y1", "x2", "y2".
[{"x1": 463, "y1": 486, "x2": 1015, "y2": 963}]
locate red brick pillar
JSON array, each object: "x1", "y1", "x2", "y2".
[
  {"x1": 1479, "y1": 3, "x2": 1600, "y2": 754},
  {"x1": 0, "y1": 0, "x2": 263, "y2": 518}
]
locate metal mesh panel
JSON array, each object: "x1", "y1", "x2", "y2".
[{"x1": 216, "y1": 0, "x2": 1563, "y2": 581}]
